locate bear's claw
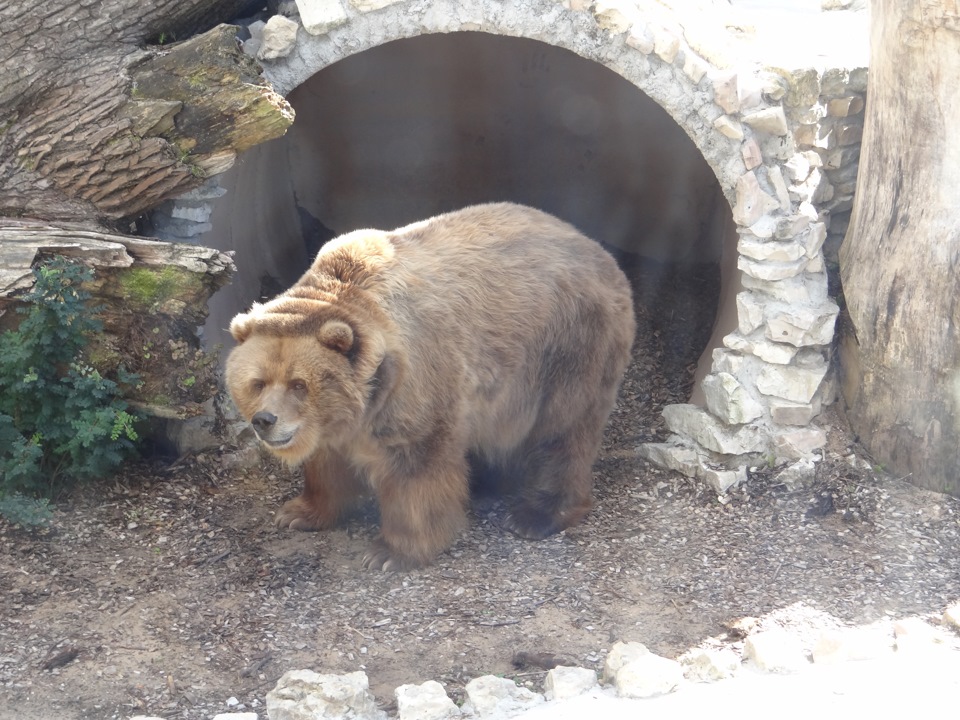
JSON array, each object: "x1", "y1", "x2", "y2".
[
  {"x1": 361, "y1": 538, "x2": 424, "y2": 572},
  {"x1": 274, "y1": 497, "x2": 324, "y2": 531}
]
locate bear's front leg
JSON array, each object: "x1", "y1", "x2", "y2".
[
  {"x1": 361, "y1": 450, "x2": 469, "y2": 571},
  {"x1": 275, "y1": 450, "x2": 362, "y2": 531}
]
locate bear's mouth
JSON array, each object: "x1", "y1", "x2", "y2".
[{"x1": 259, "y1": 433, "x2": 295, "y2": 449}]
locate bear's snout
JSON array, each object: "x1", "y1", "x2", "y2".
[{"x1": 251, "y1": 410, "x2": 278, "y2": 434}]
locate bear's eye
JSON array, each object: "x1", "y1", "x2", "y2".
[
  {"x1": 290, "y1": 379, "x2": 308, "y2": 395},
  {"x1": 251, "y1": 379, "x2": 266, "y2": 393}
]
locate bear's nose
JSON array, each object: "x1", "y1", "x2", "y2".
[{"x1": 251, "y1": 411, "x2": 278, "y2": 432}]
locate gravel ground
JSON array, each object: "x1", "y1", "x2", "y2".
[{"x1": 2, "y1": 258, "x2": 959, "y2": 719}]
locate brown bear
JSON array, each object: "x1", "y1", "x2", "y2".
[{"x1": 226, "y1": 202, "x2": 635, "y2": 571}]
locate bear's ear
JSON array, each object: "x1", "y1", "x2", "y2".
[
  {"x1": 319, "y1": 319, "x2": 354, "y2": 354},
  {"x1": 229, "y1": 310, "x2": 257, "y2": 343}
]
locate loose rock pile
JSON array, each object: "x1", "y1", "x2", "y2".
[{"x1": 130, "y1": 607, "x2": 960, "y2": 720}]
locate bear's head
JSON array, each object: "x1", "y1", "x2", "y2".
[{"x1": 225, "y1": 297, "x2": 397, "y2": 464}]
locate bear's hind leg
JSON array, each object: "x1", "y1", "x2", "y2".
[
  {"x1": 505, "y1": 412, "x2": 607, "y2": 540},
  {"x1": 362, "y1": 451, "x2": 469, "y2": 571},
  {"x1": 276, "y1": 451, "x2": 362, "y2": 531}
]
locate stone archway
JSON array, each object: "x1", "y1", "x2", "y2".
[{"x1": 157, "y1": 0, "x2": 867, "y2": 489}]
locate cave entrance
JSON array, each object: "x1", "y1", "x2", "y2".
[{"x1": 201, "y1": 32, "x2": 737, "y2": 410}]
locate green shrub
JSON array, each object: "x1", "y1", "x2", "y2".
[{"x1": 0, "y1": 257, "x2": 140, "y2": 521}]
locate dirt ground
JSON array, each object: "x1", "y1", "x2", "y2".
[{"x1": 2, "y1": 260, "x2": 959, "y2": 720}]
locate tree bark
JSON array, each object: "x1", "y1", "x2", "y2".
[
  {"x1": 0, "y1": 0, "x2": 292, "y2": 224},
  {"x1": 838, "y1": 0, "x2": 960, "y2": 495}
]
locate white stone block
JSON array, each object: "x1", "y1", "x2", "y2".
[
  {"x1": 723, "y1": 333, "x2": 796, "y2": 364},
  {"x1": 396, "y1": 680, "x2": 460, "y2": 720},
  {"x1": 170, "y1": 203, "x2": 213, "y2": 223},
  {"x1": 767, "y1": 165, "x2": 792, "y2": 211},
  {"x1": 802, "y1": 222, "x2": 828, "y2": 258},
  {"x1": 213, "y1": 714, "x2": 259, "y2": 720},
  {"x1": 682, "y1": 51, "x2": 708, "y2": 83},
  {"x1": 765, "y1": 302, "x2": 839, "y2": 347},
  {"x1": 741, "y1": 106, "x2": 788, "y2": 136},
  {"x1": 769, "y1": 397, "x2": 820, "y2": 426},
  {"x1": 626, "y1": 25, "x2": 654, "y2": 54},
  {"x1": 747, "y1": 215, "x2": 778, "y2": 239},
  {"x1": 266, "y1": 670, "x2": 385, "y2": 720},
  {"x1": 893, "y1": 618, "x2": 952, "y2": 653},
  {"x1": 757, "y1": 362, "x2": 829, "y2": 404},
  {"x1": 712, "y1": 348, "x2": 744, "y2": 375},
  {"x1": 812, "y1": 628, "x2": 894, "y2": 665},
  {"x1": 943, "y1": 603, "x2": 960, "y2": 631},
  {"x1": 773, "y1": 428, "x2": 827, "y2": 460},
  {"x1": 738, "y1": 255, "x2": 808, "y2": 282},
  {"x1": 741, "y1": 273, "x2": 829, "y2": 305},
  {"x1": 593, "y1": 0, "x2": 633, "y2": 33},
  {"x1": 351, "y1": 0, "x2": 405, "y2": 11},
  {"x1": 712, "y1": 71, "x2": 740, "y2": 114},
  {"x1": 662, "y1": 404, "x2": 767, "y2": 455},
  {"x1": 296, "y1": 0, "x2": 348, "y2": 35},
  {"x1": 613, "y1": 653, "x2": 684, "y2": 698},
  {"x1": 652, "y1": 27, "x2": 680, "y2": 63},
  {"x1": 739, "y1": 237, "x2": 806, "y2": 263},
  {"x1": 741, "y1": 137, "x2": 762, "y2": 170},
  {"x1": 713, "y1": 115, "x2": 743, "y2": 140},
  {"x1": 736, "y1": 291, "x2": 766, "y2": 334},
  {"x1": 603, "y1": 641, "x2": 650, "y2": 683},
  {"x1": 258, "y1": 14, "x2": 299, "y2": 60},
  {"x1": 743, "y1": 630, "x2": 808, "y2": 673},
  {"x1": 544, "y1": 666, "x2": 598, "y2": 701},
  {"x1": 783, "y1": 152, "x2": 812, "y2": 183},
  {"x1": 700, "y1": 465, "x2": 745, "y2": 494},
  {"x1": 461, "y1": 676, "x2": 543, "y2": 718},
  {"x1": 702, "y1": 372, "x2": 764, "y2": 424},
  {"x1": 680, "y1": 647, "x2": 741, "y2": 682},
  {"x1": 733, "y1": 171, "x2": 780, "y2": 227},
  {"x1": 774, "y1": 213, "x2": 810, "y2": 240},
  {"x1": 773, "y1": 457, "x2": 817, "y2": 489},
  {"x1": 636, "y1": 442, "x2": 700, "y2": 478}
]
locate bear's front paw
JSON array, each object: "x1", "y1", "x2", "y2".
[
  {"x1": 275, "y1": 496, "x2": 326, "y2": 531},
  {"x1": 361, "y1": 536, "x2": 426, "y2": 572}
]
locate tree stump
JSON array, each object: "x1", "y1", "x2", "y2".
[{"x1": 838, "y1": 0, "x2": 960, "y2": 495}]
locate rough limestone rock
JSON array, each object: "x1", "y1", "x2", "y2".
[
  {"x1": 602, "y1": 641, "x2": 650, "y2": 684},
  {"x1": 258, "y1": 15, "x2": 299, "y2": 60},
  {"x1": 772, "y1": 458, "x2": 817, "y2": 490},
  {"x1": 943, "y1": 604, "x2": 960, "y2": 631},
  {"x1": 702, "y1": 372, "x2": 765, "y2": 425},
  {"x1": 741, "y1": 106, "x2": 789, "y2": 135},
  {"x1": 266, "y1": 670, "x2": 386, "y2": 720},
  {"x1": 602, "y1": 641, "x2": 683, "y2": 698},
  {"x1": 461, "y1": 676, "x2": 543, "y2": 718},
  {"x1": 812, "y1": 627, "x2": 895, "y2": 664},
  {"x1": 679, "y1": 647, "x2": 741, "y2": 682},
  {"x1": 296, "y1": 0, "x2": 348, "y2": 35},
  {"x1": 395, "y1": 680, "x2": 460, "y2": 720},
  {"x1": 743, "y1": 630, "x2": 808, "y2": 673},
  {"x1": 662, "y1": 404, "x2": 767, "y2": 455},
  {"x1": 543, "y1": 666, "x2": 598, "y2": 701},
  {"x1": 756, "y1": 361, "x2": 830, "y2": 404},
  {"x1": 611, "y1": 653, "x2": 685, "y2": 699},
  {"x1": 893, "y1": 618, "x2": 954, "y2": 653}
]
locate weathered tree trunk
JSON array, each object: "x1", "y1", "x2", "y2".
[
  {"x1": 838, "y1": 1, "x2": 960, "y2": 495},
  {"x1": 0, "y1": 0, "x2": 293, "y2": 224},
  {"x1": 0, "y1": 0, "x2": 293, "y2": 445}
]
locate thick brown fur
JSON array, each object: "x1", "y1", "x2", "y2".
[{"x1": 225, "y1": 203, "x2": 636, "y2": 571}]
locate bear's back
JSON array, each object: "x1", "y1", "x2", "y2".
[{"x1": 373, "y1": 203, "x2": 635, "y2": 454}]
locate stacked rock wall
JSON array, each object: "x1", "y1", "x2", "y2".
[{"x1": 153, "y1": 0, "x2": 868, "y2": 486}]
